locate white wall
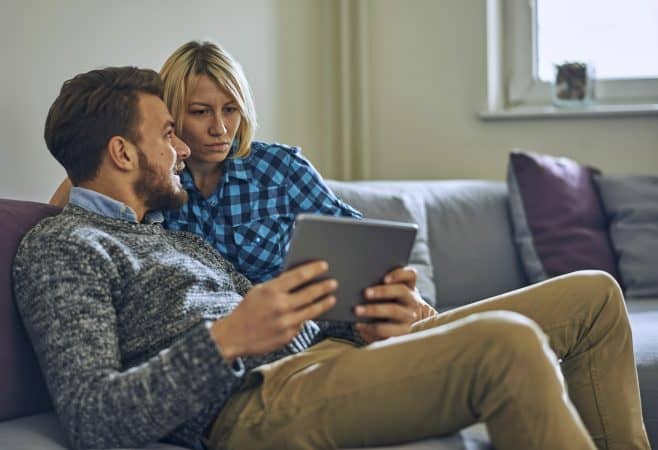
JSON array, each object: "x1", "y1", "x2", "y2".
[
  {"x1": 366, "y1": 0, "x2": 658, "y2": 180},
  {"x1": 1, "y1": 0, "x2": 656, "y2": 202},
  {"x1": 0, "y1": 0, "x2": 329, "y2": 201}
]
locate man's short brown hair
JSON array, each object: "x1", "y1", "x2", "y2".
[{"x1": 44, "y1": 67, "x2": 163, "y2": 184}]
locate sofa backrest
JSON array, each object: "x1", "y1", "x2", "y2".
[
  {"x1": 326, "y1": 180, "x2": 437, "y2": 306},
  {"x1": 0, "y1": 182, "x2": 527, "y2": 420},
  {"x1": 0, "y1": 199, "x2": 60, "y2": 420},
  {"x1": 329, "y1": 180, "x2": 527, "y2": 309}
]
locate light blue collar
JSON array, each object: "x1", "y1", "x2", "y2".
[{"x1": 69, "y1": 187, "x2": 164, "y2": 224}]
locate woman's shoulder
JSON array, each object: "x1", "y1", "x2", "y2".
[
  {"x1": 238, "y1": 141, "x2": 313, "y2": 187},
  {"x1": 248, "y1": 140, "x2": 302, "y2": 161},
  {"x1": 242, "y1": 141, "x2": 308, "y2": 177}
]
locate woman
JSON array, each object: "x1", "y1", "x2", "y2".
[{"x1": 51, "y1": 40, "x2": 361, "y2": 283}]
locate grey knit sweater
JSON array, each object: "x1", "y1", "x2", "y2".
[{"x1": 13, "y1": 205, "x2": 356, "y2": 450}]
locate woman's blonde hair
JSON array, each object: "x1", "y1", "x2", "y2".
[{"x1": 160, "y1": 41, "x2": 257, "y2": 158}]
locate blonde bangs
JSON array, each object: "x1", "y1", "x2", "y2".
[
  {"x1": 160, "y1": 41, "x2": 257, "y2": 159},
  {"x1": 160, "y1": 44, "x2": 194, "y2": 137}
]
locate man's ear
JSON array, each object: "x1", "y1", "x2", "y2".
[{"x1": 106, "y1": 136, "x2": 139, "y2": 172}]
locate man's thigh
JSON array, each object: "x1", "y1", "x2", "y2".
[
  {"x1": 212, "y1": 313, "x2": 531, "y2": 450},
  {"x1": 207, "y1": 271, "x2": 622, "y2": 450}
]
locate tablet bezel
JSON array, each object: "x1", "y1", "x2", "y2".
[{"x1": 283, "y1": 214, "x2": 418, "y2": 322}]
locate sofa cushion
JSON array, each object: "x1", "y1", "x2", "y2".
[
  {"x1": 417, "y1": 180, "x2": 526, "y2": 308},
  {"x1": 627, "y1": 298, "x2": 658, "y2": 448},
  {"x1": 507, "y1": 152, "x2": 619, "y2": 284},
  {"x1": 595, "y1": 176, "x2": 658, "y2": 298},
  {"x1": 330, "y1": 180, "x2": 526, "y2": 309},
  {"x1": 326, "y1": 181, "x2": 436, "y2": 306},
  {"x1": 0, "y1": 412, "x2": 490, "y2": 450},
  {"x1": 0, "y1": 412, "x2": 187, "y2": 450},
  {"x1": 0, "y1": 199, "x2": 60, "y2": 420}
]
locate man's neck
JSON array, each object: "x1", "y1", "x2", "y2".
[{"x1": 78, "y1": 178, "x2": 147, "y2": 222}]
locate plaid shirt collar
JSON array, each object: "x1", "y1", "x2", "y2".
[{"x1": 180, "y1": 155, "x2": 251, "y2": 192}]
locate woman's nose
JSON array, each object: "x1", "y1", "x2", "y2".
[
  {"x1": 172, "y1": 134, "x2": 191, "y2": 160},
  {"x1": 210, "y1": 117, "x2": 227, "y2": 136}
]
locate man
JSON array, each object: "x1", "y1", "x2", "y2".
[{"x1": 13, "y1": 67, "x2": 649, "y2": 450}]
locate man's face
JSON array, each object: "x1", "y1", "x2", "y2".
[{"x1": 132, "y1": 93, "x2": 189, "y2": 212}]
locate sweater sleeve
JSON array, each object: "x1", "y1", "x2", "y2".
[{"x1": 12, "y1": 233, "x2": 244, "y2": 450}]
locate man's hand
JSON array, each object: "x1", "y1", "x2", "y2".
[
  {"x1": 211, "y1": 261, "x2": 337, "y2": 360},
  {"x1": 355, "y1": 267, "x2": 437, "y2": 344}
]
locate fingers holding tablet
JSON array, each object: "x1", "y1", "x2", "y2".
[
  {"x1": 275, "y1": 259, "x2": 329, "y2": 292},
  {"x1": 383, "y1": 266, "x2": 418, "y2": 290},
  {"x1": 353, "y1": 282, "x2": 419, "y2": 342}
]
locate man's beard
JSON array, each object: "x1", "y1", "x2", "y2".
[{"x1": 134, "y1": 149, "x2": 188, "y2": 212}]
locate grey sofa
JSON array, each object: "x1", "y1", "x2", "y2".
[{"x1": 0, "y1": 179, "x2": 655, "y2": 449}]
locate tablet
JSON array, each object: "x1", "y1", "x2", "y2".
[{"x1": 283, "y1": 214, "x2": 418, "y2": 322}]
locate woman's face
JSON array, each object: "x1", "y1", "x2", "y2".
[{"x1": 181, "y1": 74, "x2": 242, "y2": 167}]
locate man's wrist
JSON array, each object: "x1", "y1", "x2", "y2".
[{"x1": 210, "y1": 319, "x2": 239, "y2": 361}]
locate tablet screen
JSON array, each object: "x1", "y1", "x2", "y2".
[{"x1": 283, "y1": 214, "x2": 418, "y2": 322}]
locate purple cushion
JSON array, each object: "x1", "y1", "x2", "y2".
[
  {"x1": 0, "y1": 199, "x2": 60, "y2": 420},
  {"x1": 507, "y1": 152, "x2": 620, "y2": 284}
]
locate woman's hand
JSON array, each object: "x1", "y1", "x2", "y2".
[{"x1": 355, "y1": 267, "x2": 437, "y2": 344}]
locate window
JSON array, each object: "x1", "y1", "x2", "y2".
[
  {"x1": 536, "y1": 0, "x2": 658, "y2": 82},
  {"x1": 484, "y1": 0, "x2": 658, "y2": 116}
]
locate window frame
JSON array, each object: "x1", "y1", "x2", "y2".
[{"x1": 504, "y1": 0, "x2": 658, "y2": 107}]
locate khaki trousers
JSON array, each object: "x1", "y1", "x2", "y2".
[{"x1": 206, "y1": 271, "x2": 650, "y2": 450}]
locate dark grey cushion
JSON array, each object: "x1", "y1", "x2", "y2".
[
  {"x1": 595, "y1": 176, "x2": 658, "y2": 298},
  {"x1": 326, "y1": 181, "x2": 436, "y2": 306}
]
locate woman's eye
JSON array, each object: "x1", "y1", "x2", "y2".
[
  {"x1": 224, "y1": 106, "x2": 239, "y2": 114},
  {"x1": 191, "y1": 109, "x2": 210, "y2": 115}
]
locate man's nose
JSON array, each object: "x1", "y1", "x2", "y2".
[{"x1": 172, "y1": 134, "x2": 191, "y2": 160}]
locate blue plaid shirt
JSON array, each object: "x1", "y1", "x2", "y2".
[{"x1": 163, "y1": 141, "x2": 362, "y2": 283}]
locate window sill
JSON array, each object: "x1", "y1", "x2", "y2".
[{"x1": 478, "y1": 103, "x2": 658, "y2": 120}]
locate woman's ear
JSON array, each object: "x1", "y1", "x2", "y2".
[{"x1": 106, "y1": 136, "x2": 139, "y2": 172}]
